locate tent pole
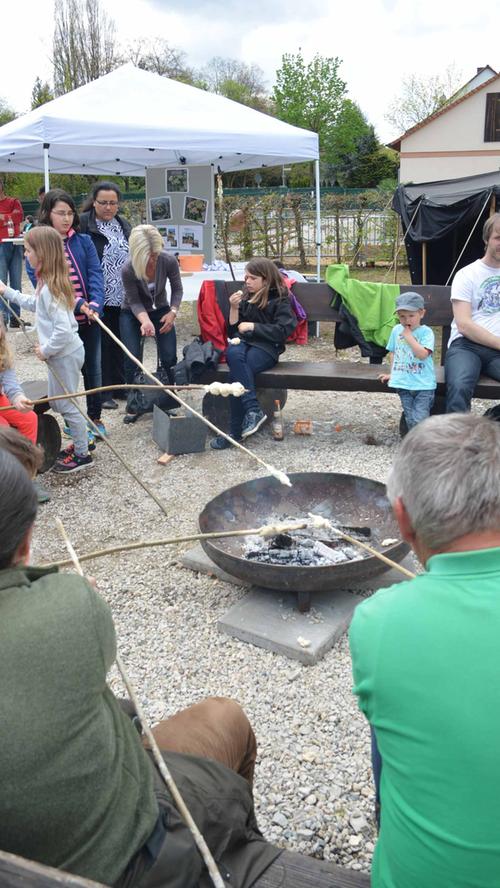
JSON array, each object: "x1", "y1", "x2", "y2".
[
  {"x1": 315, "y1": 158, "x2": 321, "y2": 281},
  {"x1": 422, "y1": 242, "x2": 427, "y2": 285},
  {"x1": 43, "y1": 144, "x2": 50, "y2": 191}
]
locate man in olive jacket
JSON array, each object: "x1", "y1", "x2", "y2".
[{"x1": 0, "y1": 450, "x2": 278, "y2": 887}]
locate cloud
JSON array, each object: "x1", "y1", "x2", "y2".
[{"x1": 147, "y1": 0, "x2": 325, "y2": 23}]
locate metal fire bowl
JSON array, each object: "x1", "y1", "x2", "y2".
[{"x1": 199, "y1": 472, "x2": 409, "y2": 595}]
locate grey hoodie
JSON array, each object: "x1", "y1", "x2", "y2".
[{"x1": 5, "y1": 284, "x2": 81, "y2": 359}]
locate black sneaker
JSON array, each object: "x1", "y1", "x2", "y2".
[
  {"x1": 53, "y1": 451, "x2": 94, "y2": 473},
  {"x1": 241, "y1": 409, "x2": 267, "y2": 439},
  {"x1": 59, "y1": 440, "x2": 95, "y2": 457},
  {"x1": 102, "y1": 398, "x2": 119, "y2": 410},
  {"x1": 210, "y1": 435, "x2": 241, "y2": 450}
]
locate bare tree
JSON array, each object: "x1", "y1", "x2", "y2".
[
  {"x1": 125, "y1": 38, "x2": 194, "y2": 83},
  {"x1": 52, "y1": 0, "x2": 119, "y2": 96},
  {"x1": 385, "y1": 64, "x2": 464, "y2": 134},
  {"x1": 200, "y1": 57, "x2": 267, "y2": 101}
]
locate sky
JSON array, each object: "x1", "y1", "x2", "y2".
[{"x1": 2, "y1": 0, "x2": 499, "y2": 144}]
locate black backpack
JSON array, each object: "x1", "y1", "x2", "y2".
[{"x1": 126, "y1": 364, "x2": 178, "y2": 418}]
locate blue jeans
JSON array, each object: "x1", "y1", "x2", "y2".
[
  {"x1": 0, "y1": 242, "x2": 22, "y2": 323},
  {"x1": 78, "y1": 322, "x2": 102, "y2": 421},
  {"x1": 398, "y1": 389, "x2": 434, "y2": 430},
  {"x1": 445, "y1": 337, "x2": 500, "y2": 413},
  {"x1": 225, "y1": 342, "x2": 276, "y2": 437},
  {"x1": 119, "y1": 307, "x2": 177, "y2": 384}
]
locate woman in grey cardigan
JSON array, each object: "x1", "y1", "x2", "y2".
[{"x1": 120, "y1": 225, "x2": 183, "y2": 393}]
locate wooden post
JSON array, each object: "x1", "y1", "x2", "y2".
[
  {"x1": 489, "y1": 193, "x2": 497, "y2": 216},
  {"x1": 422, "y1": 242, "x2": 427, "y2": 285},
  {"x1": 393, "y1": 215, "x2": 400, "y2": 284}
]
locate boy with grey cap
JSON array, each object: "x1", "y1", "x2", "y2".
[{"x1": 379, "y1": 291, "x2": 436, "y2": 430}]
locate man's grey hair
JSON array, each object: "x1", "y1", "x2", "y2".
[{"x1": 386, "y1": 414, "x2": 500, "y2": 551}]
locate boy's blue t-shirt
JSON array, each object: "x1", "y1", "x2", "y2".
[{"x1": 386, "y1": 324, "x2": 436, "y2": 391}]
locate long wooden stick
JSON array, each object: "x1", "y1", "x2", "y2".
[
  {"x1": 54, "y1": 518, "x2": 226, "y2": 888},
  {"x1": 91, "y1": 312, "x2": 291, "y2": 486},
  {"x1": 0, "y1": 294, "x2": 171, "y2": 518},
  {"x1": 0, "y1": 382, "x2": 236, "y2": 411},
  {"x1": 43, "y1": 518, "x2": 415, "y2": 579}
]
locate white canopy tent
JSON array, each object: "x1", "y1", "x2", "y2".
[{"x1": 0, "y1": 64, "x2": 321, "y2": 273}]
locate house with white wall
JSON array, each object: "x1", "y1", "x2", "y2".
[{"x1": 390, "y1": 66, "x2": 500, "y2": 183}]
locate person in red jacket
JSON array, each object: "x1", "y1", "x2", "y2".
[{"x1": 0, "y1": 178, "x2": 24, "y2": 328}]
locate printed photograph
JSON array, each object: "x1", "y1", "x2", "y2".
[
  {"x1": 150, "y1": 196, "x2": 172, "y2": 222},
  {"x1": 164, "y1": 225, "x2": 179, "y2": 248},
  {"x1": 166, "y1": 168, "x2": 189, "y2": 193},
  {"x1": 184, "y1": 195, "x2": 208, "y2": 225},
  {"x1": 180, "y1": 224, "x2": 203, "y2": 250}
]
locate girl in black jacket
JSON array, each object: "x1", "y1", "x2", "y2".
[{"x1": 210, "y1": 258, "x2": 297, "y2": 449}]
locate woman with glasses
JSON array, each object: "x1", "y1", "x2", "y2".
[
  {"x1": 26, "y1": 189, "x2": 106, "y2": 441},
  {"x1": 80, "y1": 183, "x2": 131, "y2": 410}
]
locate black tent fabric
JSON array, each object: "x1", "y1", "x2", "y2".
[{"x1": 392, "y1": 172, "x2": 500, "y2": 285}]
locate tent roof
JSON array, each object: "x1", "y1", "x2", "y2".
[
  {"x1": 396, "y1": 170, "x2": 500, "y2": 207},
  {"x1": 0, "y1": 64, "x2": 319, "y2": 176}
]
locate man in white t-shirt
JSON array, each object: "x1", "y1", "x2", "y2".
[{"x1": 445, "y1": 213, "x2": 500, "y2": 412}]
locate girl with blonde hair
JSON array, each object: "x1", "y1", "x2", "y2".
[{"x1": 0, "y1": 226, "x2": 93, "y2": 473}]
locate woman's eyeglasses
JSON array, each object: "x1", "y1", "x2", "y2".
[{"x1": 95, "y1": 200, "x2": 119, "y2": 207}]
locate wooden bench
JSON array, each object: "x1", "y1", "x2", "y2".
[
  {"x1": 203, "y1": 280, "x2": 500, "y2": 407},
  {"x1": 0, "y1": 847, "x2": 370, "y2": 887}
]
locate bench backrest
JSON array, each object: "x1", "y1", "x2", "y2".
[{"x1": 221, "y1": 280, "x2": 453, "y2": 364}]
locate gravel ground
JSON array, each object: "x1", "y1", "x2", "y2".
[{"x1": 8, "y1": 304, "x2": 489, "y2": 874}]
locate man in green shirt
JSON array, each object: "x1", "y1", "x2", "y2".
[
  {"x1": 0, "y1": 449, "x2": 278, "y2": 887},
  {"x1": 349, "y1": 413, "x2": 500, "y2": 888}
]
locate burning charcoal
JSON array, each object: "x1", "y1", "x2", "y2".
[
  {"x1": 271, "y1": 533, "x2": 294, "y2": 549},
  {"x1": 336, "y1": 525, "x2": 372, "y2": 539},
  {"x1": 298, "y1": 538, "x2": 315, "y2": 548}
]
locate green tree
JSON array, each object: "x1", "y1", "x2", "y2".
[
  {"x1": 328, "y1": 100, "x2": 372, "y2": 166},
  {"x1": 385, "y1": 64, "x2": 463, "y2": 133},
  {"x1": 273, "y1": 52, "x2": 347, "y2": 150},
  {"x1": 338, "y1": 128, "x2": 399, "y2": 187},
  {"x1": 31, "y1": 78, "x2": 54, "y2": 109},
  {"x1": 0, "y1": 98, "x2": 16, "y2": 125}
]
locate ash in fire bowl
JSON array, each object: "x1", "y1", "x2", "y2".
[{"x1": 244, "y1": 521, "x2": 371, "y2": 567}]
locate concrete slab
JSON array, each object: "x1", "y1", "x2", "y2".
[
  {"x1": 178, "y1": 543, "x2": 249, "y2": 586},
  {"x1": 180, "y1": 544, "x2": 417, "y2": 664},
  {"x1": 218, "y1": 587, "x2": 360, "y2": 665}
]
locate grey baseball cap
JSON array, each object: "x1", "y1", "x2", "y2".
[{"x1": 396, "y1": 291, "x2": 425, "y2": 311}]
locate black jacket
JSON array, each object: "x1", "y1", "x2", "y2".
[
  {"x1": 79, "y1": 209, "x2": 131, "y2": 261},
  {"x1": 228, "y1": 288, "x2": 297, "y2": 359}
]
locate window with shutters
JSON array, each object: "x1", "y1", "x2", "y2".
[{"x1": 484, "y1": 93, "x2": 500, "y2": 141}]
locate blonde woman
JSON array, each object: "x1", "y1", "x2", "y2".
[
  {"x1": 0, "y1": 226, "x2": 93, "y2": 473},
  {"x1": 120, "y1": 225, "x2": 183, "y2": 407}
]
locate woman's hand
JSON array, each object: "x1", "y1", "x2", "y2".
[
  {"x1": 238, "y1": 322, "x2": 254, "y2": 334},
  {"x1": 378, "y1": 373, "x2": 390, "y2": 384},
  {"x1": 159, "y1": 310, "x2": 176, "y2": 334},
  {"x1": 13, "y1": 394, "x2": 34, "y2": 412},
  {"x1": 229, "y1": 290, "x2": 243, "y2": 307},
  {"x1": 34, "y1": 344, "x2": 47, "y2": 362},
  {"x1": 0, "y1": 279, "x2": 6, "y2": 295},
  {"x1": 140, "y1": 318, "x2": 155, "y2": 337}
]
